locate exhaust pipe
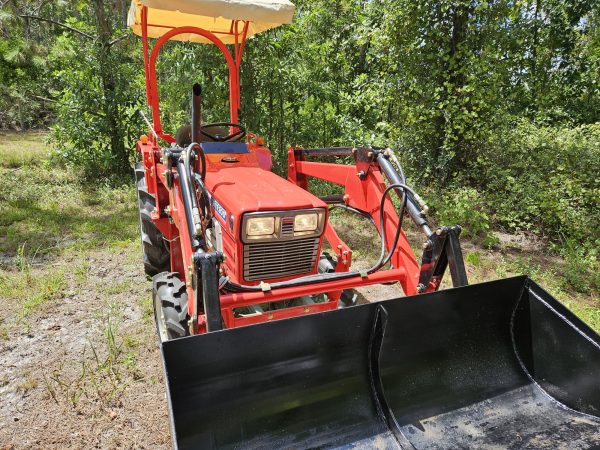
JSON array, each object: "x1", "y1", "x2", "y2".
[{"x1": 191, "y1": 83, "x2": 202, "y2": 144}]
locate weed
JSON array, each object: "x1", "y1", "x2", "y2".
[
  {"x1": 15, "y1": 243, "x2": 29, "y2": 272},
  {"x1": 42, "y1": 309, "x2": 134, "y2": 409},
  {"x1": 105, "y1": 281, "x2": 130, "y2": 295},
  {"x1": 465, "y1": 251, "x2": 481, "y2": 267},
  {"x1": 17, "y1": 373, "x2": 39, "y2": 393},
  {"x1": 44, "y1": 360, "x2": 87, "y2": 406},
  {"x1": 560, "y1": 241, "x2": 599, "y2": 294},
  {"x1": 73, "y1": 261, "x2": 89, "y2": 285},
  {"x1": 22, "y1": 270, "x2": 66, "y2": 315},
  {"x1": 0, "y1": 254, "x2": 66, "y2": 317},
  {"x1": 495, "y1": 257, "x2": 509, "y2": 279}
]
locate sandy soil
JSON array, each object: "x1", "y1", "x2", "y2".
[{"x1": 0, "y1": 247, "x2": 170, "y2": 449}]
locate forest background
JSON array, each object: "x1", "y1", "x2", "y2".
[{"x1": 1, "y1": 0, "x2": 599, "y2": 293}]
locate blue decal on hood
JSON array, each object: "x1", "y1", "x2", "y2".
[{"x1": 211, "y1": 196, "x2": 227, "y2": 222}]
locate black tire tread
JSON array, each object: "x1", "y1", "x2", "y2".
[
  {"x1": 135, "y1": 162, "x2": 170, "y2": 276},
  {"x1": 152, "y1": 272, "x2": 189, "y2": 340}
]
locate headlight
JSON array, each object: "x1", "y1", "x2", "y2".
[
  {"x1": 294, "y1": 213, "x2": 319, "y2": 232},
  {"x1": 242, "y1": 209, "x2": 325, "y2": 242},
  {"x1": 246, "y1": 217, "x2": 275, "y2": 237}
]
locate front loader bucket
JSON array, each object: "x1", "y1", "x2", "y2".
[{"x1": 161, "y1": 276, "x2": 600, "y2": 449}]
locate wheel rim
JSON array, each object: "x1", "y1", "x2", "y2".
[{"x1": 154, "y1": 295, "x2": 170, "y2": 342}]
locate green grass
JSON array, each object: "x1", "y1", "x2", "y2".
[
  {"x1": 0, "y1": 131, "x2": 49, "y2": 168},
  {"x1": 0, "y1": 133, "x2": 138, "y2": 260},
  {"x1": 0, "y1": 261, "x2": 67, "y2": 316},
  {"x1": 0, "y1": 132, "x2": 139, "y2": 321},
  {"x1": 0, "y1": 239, "x2": 67, "y2": 314}
]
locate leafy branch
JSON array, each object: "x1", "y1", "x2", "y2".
[{"x1": 19, "y1": 14, "x2": 94, "y2": 39}]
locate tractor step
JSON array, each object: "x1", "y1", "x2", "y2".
[{"x1": 160, "y1": 276, "x2": 600, "y2": 449}]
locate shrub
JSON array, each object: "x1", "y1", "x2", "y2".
[
  {"x1": 431, "y1": 186, "x2": 494, "y2": 242},
  {"x1": 560, "y1": 240, "x2": 600, "y2": 294},
  {"x1": 476, "y1": 121, "x2": 600, "y2": 248}
]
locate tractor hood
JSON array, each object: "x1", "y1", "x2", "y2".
[{"x1": 205, "y1": 167, "x2": 326, "y2": 217}]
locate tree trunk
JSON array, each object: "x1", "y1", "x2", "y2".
[
  {"x1": 446, "y1": 0, "x2": 473, "y2": 179},
  {"x1": 93, "y1": 0, "x2": 128, "y2": 172}
]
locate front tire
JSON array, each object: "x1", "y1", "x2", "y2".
[
  {"x1": 134, "y1": 162, "x2": 170, "y2": 277},
  {"x1": 152, "y1": 272, "x2": 190, "y2": 342}
]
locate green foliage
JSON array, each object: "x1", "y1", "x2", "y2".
[
  {"x1": 49, "y1": 34, "x2": 144, "y2": 178},
  {"x1": 465, "y1": 251, "x2": 481, "y2": 267},
  {"x1": 0, "y1": 16, "x2": 53, "y2": 129},
  {"x1": 561, "y1": 241, "x2": 600, "y2": 294},
  {"x1": 478, "y1": 121, "x2": 600, "y2": 247},
  {"x1": 431, "y1": 187, "x2": 493, "y2": 240},
  {"x1": 0, "y1": 0, "x2": 598, "y2": 254}
]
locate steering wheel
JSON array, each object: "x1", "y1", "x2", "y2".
[{"x1": 201, "y1": 122, "x2": 246, "y2": 142}]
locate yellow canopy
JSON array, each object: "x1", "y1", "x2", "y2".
[{"x1": 128, "y1": 0, "x2": 295, "y2": 44}]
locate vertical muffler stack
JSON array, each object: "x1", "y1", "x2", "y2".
[{"x1": 161, "y1": 276, "x2": 600, "y2": 449}]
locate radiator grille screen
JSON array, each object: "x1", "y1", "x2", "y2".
[{"x1": 243, "y1": 238, "x2": 319, "y2": 281}]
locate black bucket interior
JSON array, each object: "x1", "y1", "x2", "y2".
[{"x1": 161, "y1": 276, "x2": 600, "y2": 449}]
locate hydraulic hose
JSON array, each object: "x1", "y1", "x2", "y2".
[
  {"x1": 193, "y1": 173, "x2": 212, "y2": 222},
  {"x1": 377, "y1": 153, "x2": 432, "y2": 237},
  {"x1": 179, "y1": 143, "x2": 208, "y2": 249},
  {"x1": 177, "y1": 157, "x2": 201, "y2": 250},
  {"x1": 371, "y1": 183, "x2": 408, "y2": 272}
]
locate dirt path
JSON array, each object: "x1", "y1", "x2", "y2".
[{"x1": 0, "y1": 245, "x2": 170, "y2": 449}]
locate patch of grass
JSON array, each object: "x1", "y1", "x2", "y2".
[
  {"x1": 105, "y1": 281, "x2": 130, "y2": 296},
  {"x1": 0, "y1": 135, "x2": 138, "y2": 261},
  {"x1": 21, "y1": 270, "x2": 66, "y2": 314},
  {"x1": 0, "y1": 244, "x2": 67, "y2": 316},
  {"x1": 0, "y1": 131, "x2": 49, "y2": 168},
  {"x1": 43, "y1": 304, "x2": 140, "y2": 408},
  {"x1": 73, "y1": 261, "x2": 89, "y2": 285},
  {"x1": 564, "y1": 301, "x2": 600, "y2": 333},
  {"x1": 465, "y1": 251, "x2": 481, "y2": 267}
]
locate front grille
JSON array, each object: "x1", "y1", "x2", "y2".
[
  {"x1": 243, "y1": 238, "x2": 319, "y2": 281},
  {"x1": 281, "y1": 217, "x2": 294, "y2": 238}
]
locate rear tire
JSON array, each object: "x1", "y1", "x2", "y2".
[
  {"x1": 135, "y1": 162, "x2": 170, "y2": 277},
  {"x1": 153, "y1": 272, "x2": 190, "y2": 342}
]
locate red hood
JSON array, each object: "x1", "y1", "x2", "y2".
[{"x1": 205, "y1": 167, "x2": 326, "y2": 215}]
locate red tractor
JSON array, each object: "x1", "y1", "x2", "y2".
[
  {"x1": 129, "y1": 1, "x2": 600, "y2": 449},
  {"x1": 132, "y1": 0, "x2": 467, "y2": 338}
]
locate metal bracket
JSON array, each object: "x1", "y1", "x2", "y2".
[
  {"x1": 418, "y1": 226, "x2": 468, "y2": 291},
  {"x1": 353, "y1": 147, "x2": 378, "y2": 180},
  {"x1": 193, "y1": 251, "x2": 224, "y2": 332},
  {"x1": 368, "y1": 305, "x2": 417, "y2": 449}
]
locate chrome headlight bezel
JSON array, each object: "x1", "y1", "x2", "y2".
[{"x1": 241, "y1": 208, "x2": 326, "y2": 243}]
